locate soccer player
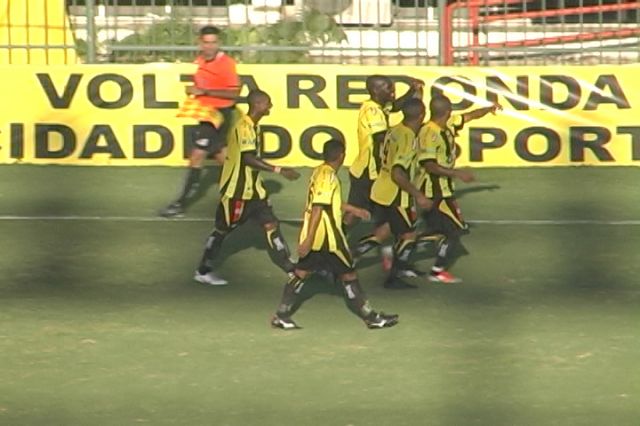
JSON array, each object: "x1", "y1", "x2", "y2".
[
  {"x1": 416, "y1": 94, "x2": 501, "y2": 284},
  {"x1": 347, "y1": 75, "x2": 423, "y2": 261},
  {"x1": 160, "y1": 25, "x2": 241, "y2": 218},
  {"x1": 369, "y1": 98, "x2": 433, "y2": 289},
  {"x1": 194, "y1": 89, "x2": 300, "y2": 286},
  {"x1": 271, "y1": 139, "x2": 399, "y2": 330}
]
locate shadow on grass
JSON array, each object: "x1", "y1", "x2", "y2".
[{"x1": 182, "y1": 165, "x2": 222, "y2": 211}]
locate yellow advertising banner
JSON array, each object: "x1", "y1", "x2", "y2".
[
  {"x1": 1, "y1": 64, "x2": 639, "y2": 167},
  {"x1": 0, "y1": 0, "x2": 78, "y2": 65}
]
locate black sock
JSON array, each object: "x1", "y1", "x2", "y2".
[
  {"x1": 265, "y1": 226, "x2": 294, "y2": 273},
  {"x1": 391, "y1": 238, "x2": 416, "y2": 273},
  {"x1": 175, "y1": 167, "x2": 202, "y2": 206},
  {"x1": 354, "y1": 234, "x2": 381, "y2": 257},
  {"x1": 276, "y1": 274, "x2": 305, "y2": 317},
  {"x1": 417, "y1": 231, "x2": 445, "y2": 248},
  {"x1": 342, "y1": 279, "x2": 373, "y2": 319},
  {"x1": 433, "y1": 235, "x2": 463, "y2": 271},
  {"x1": 197, "y1": 228, "x2": 227, "y2": 274}
]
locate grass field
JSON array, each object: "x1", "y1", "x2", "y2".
[{"x1": 1, "y1": 165, "x2": 639, "y2": 425}]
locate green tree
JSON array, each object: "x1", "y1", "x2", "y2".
[{"x1": 110, "y1": 8, "x2": 346, "y2": 63}]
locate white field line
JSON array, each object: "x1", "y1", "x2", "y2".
[{"x1": 0, "y1": 215, "x2": 639, "y2": 226}]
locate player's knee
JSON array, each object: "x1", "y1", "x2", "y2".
[
  {"x1": 189, "y1": 149, "x2": 207, "y2": 167},
  {"x1": 340, "y1": 271, "x2": 358, "y2": 282},
  {"x1": 294, "y1": 269, "x2": 310, "y2": 279},
  {"x1": 263, "y1": 221, "x2": 278, "y2": 231},
  {"x1": 400, "y1": 231, "x2": 416, "y2": 241},
  {"x1": 374, "y1": 222, "x2": 391, "y2": 240}
]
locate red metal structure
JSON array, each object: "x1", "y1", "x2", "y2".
[{"x1": 443, "y1": 0, "x2": 640, "y2": 65}]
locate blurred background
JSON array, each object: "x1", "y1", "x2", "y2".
[{"x1": 1, "y1": 0, "x2": 638, "y2": 66}]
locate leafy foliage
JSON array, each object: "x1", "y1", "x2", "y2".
[{"x1": 109, "y1": 8, "x2": 346, "y2": 63}]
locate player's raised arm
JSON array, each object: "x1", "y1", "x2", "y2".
[
  {"x1": 462, "y1": 101, "x2": 502, "y2": 123},
  {"x1": 391, "y1": 77, "x2": 424, "y2": 112}
]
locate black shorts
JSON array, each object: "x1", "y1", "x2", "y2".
[
  {"x1": 214, "y1": 197, "x2": 278, "y2": 232},
  {"x1": 372, "y1": 202, "x2": 417, "y2": 235},
  {"x1": 422, "y1": 197, "x2": 469, "y2": 238},
  {"x1": 347, "y1": 173, "x2": 374, "y2": 212},
  {"x1": 192, "y1": 107, "x2": 237, "y2": 155},
  {"x1": 297, "y1": 250, "x2": 355, "y2": 276}
]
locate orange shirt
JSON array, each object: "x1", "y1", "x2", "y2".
[{"x1": 193, "y1": 52, "x2": 239, "y2": 109}]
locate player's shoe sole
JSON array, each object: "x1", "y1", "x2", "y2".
[
  {"x1": 194, "y1": 271, "x2": 228, "y2": 286},
  {"x1": 428, "y1": 271, "x2": 462, "y2": 284},
  {"x1": 159, "y1": 204, "x2": 185, "y2": 218},
  {"x1": 365, "y1": 312, "x2": 399, "y2": 329},
  {"x1": 271, "y1": 316, "x2": 301, "y2": 330},
  {"x1": 396, "y1": 267, "x2": 426, "y2": 278}
]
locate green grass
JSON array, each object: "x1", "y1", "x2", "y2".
[{"x1": 0, "y1": 165, "x2": 639, "y2": 425}]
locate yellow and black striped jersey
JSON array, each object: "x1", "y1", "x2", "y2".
[
  {"x1": 415, "y1": 114, "x2": 464, "y2": 198},
  {"x1": 219, "y1": 114, "x2": 267, "y2": 200},
  {"x1": 349, "y1": 99, "x2": 391, "y2": 180},
  {"x1": 299, "y1": 164, "x2": 350, "y2": 264},
  {"x1": 370, "y1": 122, "x2": 419, "y2": 208}
]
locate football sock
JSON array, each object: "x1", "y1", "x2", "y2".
[
  {"x1": 416, "y1": 231, "x2": 445, "y2": 249},
  {"x1": 433, "y1": 238, "x2": 449, "y2": 270},
  {"x1": 277, "y1": 274, "x2": 305, "y2": 317},
  {"x1": 265, "y1": 226, "x2": 294, "y2": 273},
  {"x1": 175, "y1": 167, "x2": 202, "y2": 206},
  {"x1": 354, "y1": 234, "x2": 381, "y2": 257},
  {"x1": 391, "y1": 238, "x2": 417, "y2": 272},
  {"x1": 197, "y1": 228, "x2": 228, "y2": 274},
  {"x1": 342, "y1": 279, "x2": 373, "y2": 319},
  {"x1": 433, "y1": 235, "x2": 461, "y2": 270}
]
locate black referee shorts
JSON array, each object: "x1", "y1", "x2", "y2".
[{"x1": 192, "y1": 106, "x2": 237, "y2": 155}]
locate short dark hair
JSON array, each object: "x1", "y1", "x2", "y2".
[
  {"x1": 323, "y1": 139, "x2": 345, "y2": 162},
  {"x1": 429, "y1": 95, "x2": 452, "y2": 116},
  {"x1": 247, "y1": 89, "x2": 269, "y2": 105},
  {"x1": 199, "y1": 26, "x2": 221, "y2": 37},
  {"x1": 402, "y1": 98, "x2": 425, "y2": 120}
]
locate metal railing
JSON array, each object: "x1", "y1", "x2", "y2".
[
  {"x1": 443, "y1": 0, "x2": 640, "y2": 65},
  {"x1": 1, "y1": 0, "x2": 638, "y2": 65}
]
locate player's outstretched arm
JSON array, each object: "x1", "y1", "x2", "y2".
[
  {"x1": 422, "y1": 160, "x2": 475, "y2": 183},
  {"x1": 241, "y1": 152, "x2": 300, "y2": 180},
  {"x1": 462, "y1": 102, "x2": 502, "y2": 123},
  {"x1": 342, "y1": 203, "x2": 370, "y2": 221}
]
